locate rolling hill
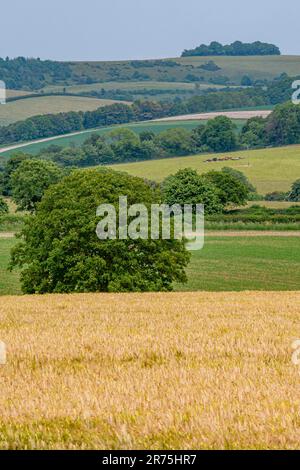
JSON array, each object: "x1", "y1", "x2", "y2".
[{"x1": 0, "y1": 95, "x2": 129, "y2": 127}]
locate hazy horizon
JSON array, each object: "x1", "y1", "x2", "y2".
[{"x1": 0, "y1": 0, "x2": 299, "y2": 61}]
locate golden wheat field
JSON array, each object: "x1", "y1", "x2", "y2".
[{"x1": 0, "y1": 291, "x2": 299, "y2": 450}]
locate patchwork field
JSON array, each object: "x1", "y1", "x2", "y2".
[
  {"x1": 0, "y1": 95, "x2": 127, "y2": 126},
  {"x1": 0, "y1": 291, "x2": 299, "y2": 449},
  {"x1": 111, "y1": 144, "x2": 300, "y2": 195}
]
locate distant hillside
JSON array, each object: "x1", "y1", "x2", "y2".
[
  {"x1": 1, "y1": 53, "x2": 299, "y2": 92},
  {"x1": 182, "y1": 41, "x2": 281, "y2": 57}
]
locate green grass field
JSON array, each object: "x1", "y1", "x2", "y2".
[
  {"x1": 1, "y1": 236, "x2": 299, "y2": 296},
  {"x1": 111, "y1": 144, "x2": 300, "y2": 195},
  {"x1": 0, "y1": 95, "x2": 127, "y2": 126},
  {"x1": 177, "y1": 236, "x2": 300, "y2": 291},
  {"x1": 0, "y1": 238, "x2": 21, "y2": 295},
  {"x1": 0, "y1": 119, "x2": 246, "y2": 158}
]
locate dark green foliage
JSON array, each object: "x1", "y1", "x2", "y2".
[
  {"x1": 205, "y1": 170, "x2": 249, "y2": 207},
  {"x1": 0, "y1": 57, "x2": 72, "y2": 90},
  {"x1": 199, "y1": 116, "x2": 238, "y2": 152},
  {"x1": 10, "y1": 168, "x2": 190, "y2": 294},
  {"x1": 288, "y1": 179, "x2": 300, "y2": 202},
  {"x1": 206, "y1": 205, "x2": 300, "y2": 224},
  {"x1": 162, "y1": 168, "x2": 222, "y2": 214},
  {"x1": 154, "y1": 128, "x2": 193, "y2": 156},
  {"x1": 0, "y1": 153, "x2": 30, "y2": 196},
  {"x1": 265, "y1": 191, "x2": 287, "y2": 201},
  {"x1": 199, "y1": 61, "x2": 221, "y2": 71},
  {"x1": 0, "y1": 196, "x2": 8, "y2": 214},
  {"x1": 240, "y1": 117, "x2": 266, "y2": 148},
  {"x1": 182, "y1": 41, "x2": 281, "y2": 57},
  {"x1": 11, "y1": 159, "x2": 64, "y2": 212},
  {"x1": 265, "y1": 102, "x2": 300, "y2": 146}
]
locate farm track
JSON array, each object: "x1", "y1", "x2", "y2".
[{"x1": 156, "y1": 110, "x2": 272, "y2": 122}]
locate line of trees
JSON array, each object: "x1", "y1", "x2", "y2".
[
  {"x1": 181, "y1": 41, "x2": 281, "y2": 57},
  {"x1": 0, "y1": 74, "x2": 296, "y2": 147}
]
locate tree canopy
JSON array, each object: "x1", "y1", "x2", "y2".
[{"x1": 10, "y1": 168, "x2": 190, "y2": 293}]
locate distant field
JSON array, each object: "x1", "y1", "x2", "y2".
[
  {"x1": 0, "y1": 290, "x2": 299, "y2": 449},
  {"x1": 66, "y1": 55, "x2": 300, "y2": 86},
  {"x1": 175, "y1": 55, "x2": 300, "y2": 82},
  {"x1": 111, "y1": 144, "x2": 300, "y2": 195},
  {"x1": 42, "y1": 81, "x2": 229, "y2": 94},
  {"x1": 0, "y1": 118, "x2": 246, "y2": 158},
  {"x1": 0, "y1": 95, "x2": 127, "y2": 126},
  {"x1": 6, "y1": 90, "x2": 36, "y2": 99}
]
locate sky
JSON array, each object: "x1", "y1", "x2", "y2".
[{"x1": 0, "y1": 0, "x2": 299, "y2": 61}]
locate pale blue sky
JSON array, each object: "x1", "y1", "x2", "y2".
[{"x1": 1, "y1": 0, "x2": 299, "y2": 60}]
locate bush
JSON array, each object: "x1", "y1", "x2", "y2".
[
  {"x1": 265, "y1": 191, "x2": 287, "y2": 201},
  {"x1": 10, "y1": 168, "x2": 190, "y2": 294},
  {"x1": 287, "y1": 179, "x2": 300, "y2": 202}
]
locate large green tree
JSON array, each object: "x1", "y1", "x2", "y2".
[{"x1": 10, "y1": 168, "x2": 190, "y2": 294}]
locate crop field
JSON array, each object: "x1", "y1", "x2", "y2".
[
  {"x1": 1, "y1": 235, "x2": 300, "y2": 296},
  {"x1": 112, "y1": 144, "x2": 300, "y2": 195},
  {"x1": 0, "y1": 290, "x2": 299, "y2": 449},
  {"x1": 0, "y1": 95, "x2": 127, "y2": 126}
]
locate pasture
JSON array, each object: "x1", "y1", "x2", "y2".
[
  {"x1": 0, "y1": 290, "x2": 299, "y2": 449},
  {"x1": 0, "y1": 95, "x2": 127, "y2": 126},
  {"x1": 111, "y1": 144, "x2": 300, "y2": 195}
]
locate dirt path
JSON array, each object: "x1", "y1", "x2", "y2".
[
  {"x1": 206, "y1": 231, "x2": 300, "y2": 237},
  {"x1": 156, "y1": 110, "x2": 272, "y2": 122}
]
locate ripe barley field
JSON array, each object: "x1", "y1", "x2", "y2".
[{"x1": 0, "y1": 291, "x2": 299, "y2": 449}]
